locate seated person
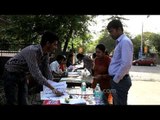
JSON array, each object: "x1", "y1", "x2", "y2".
[
  {"x1": 50, "y1": 55, "x2": 66, "y2": 78},
  {"x1": 91, "y1": 52, "x2": 96, "y2": 76},
  {"x1": 92, "y1": 52, "x2": 96, "y2": 60},
  {"x1": 76, "y1": 53, "x2": 93, "y2": 75},
  {"x1": 66, "y1": 53, "x2": 74, "y2": 67},
  {"x1": 59, "y1": 55, "x2": 67, "y2": 72}
]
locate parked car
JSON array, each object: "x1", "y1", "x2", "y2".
[{"x1": 132, "y1": 58, "x2": 156, "y2": 66}]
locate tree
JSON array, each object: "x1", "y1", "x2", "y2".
[
  {"x1": 132, "y1": 32, "x2": 160, "y2": 59},
  {"x1": 98, "y1": 32, "x2": 115, "y2": 54},
  {"x1": 85, "y1": 39, "x2": 99, "y2": 53},
  {"x1": 57, "y1": 15, "x2": 95, "y2": 53},
  {"x1": 108, "y1": 15, "x2": 129, "y2": 27},
  {"x1": 0, "y1": 15, "x2": 95, "y2": 54},
  {"x1": 85, "y1": 15, "x2": 131, "y2": 55},
  {"x1": 150, "y1": 33, "x2": 160, "y2": 55},
  {"x1": 132, "y1": 35, "x2": 141, "y2": 59}
]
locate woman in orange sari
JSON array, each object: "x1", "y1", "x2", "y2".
[{"x1": 92, "y1": 43, "x2": 113, "y2": 105}]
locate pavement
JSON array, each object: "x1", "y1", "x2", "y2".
[
  {"x1": 128, "y1": 80, "x2": 160, "y2": 105},
  {"x1": 128, "y1": 66, "x2": 160, "y2": 105}
]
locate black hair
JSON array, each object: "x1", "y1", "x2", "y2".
[
  {"x1": 56, "y1": 55, "x2": 66, "y2": 62},
  {"x1": 105, "y1": 49, "x2": 109, "y2": 56},
  {"x1": 40, "y1": 31, "x2": 59, "y2": 47},
  {"x1": 76, "y1": 53, "x2": 84, "y2": 59},
  {"x1": 107, "y1": 19, "x2": 123, "y2": 32},
  {"x1": 92, "y1": 53, "x2": 96, "y2": 59},
  {"x1": 96, "y1": 43, "x2": 106, "y2": 52}
]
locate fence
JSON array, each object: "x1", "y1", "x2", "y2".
[
  {"x1": 0, "y1": 50, "x2": 19, "y2": 78},
  {"x1": 0, "y1": 50, "x2": 19, "y2": 57}
]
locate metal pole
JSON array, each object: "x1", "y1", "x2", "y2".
[
  {"x1": 141, "y1": 22, "x2": 143, "y2": 58},
  {"x1": 140, "y1": 15, "x2": 150, "y2": 58}
]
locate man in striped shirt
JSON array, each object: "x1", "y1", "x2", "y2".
[{"x1": 3, "y1": 31, "x2": 63, "y2": 105}]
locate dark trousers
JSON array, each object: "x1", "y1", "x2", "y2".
[
  {"x1": 111, "y1": 75, "x2": 132, "y2": 105},
  {"x1": 3, "y1": 70, "x2": 28, "y2": 105}
]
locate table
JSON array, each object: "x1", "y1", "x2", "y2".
[
  {"x1": 60, "y1": 71, "x2": 92, "y2": 88},
  {"x1": 41, "y1": 87, "x2": 96, "y2": 105}
]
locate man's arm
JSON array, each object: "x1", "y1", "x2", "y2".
[
  {"x1": 24, "y1": 51, "x2": 63, "y2": 96},
  {"x1": 113, "y1": 39, "x2": 133, "y2": 83},
  {"x1": 42, "y1": 54, "x2": 54, "y2": 80}
]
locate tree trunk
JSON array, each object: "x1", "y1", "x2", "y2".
[{"x1": 63, "y1": 28, "x2": 73, "y2": 53}]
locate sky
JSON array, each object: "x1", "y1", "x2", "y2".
[{"x1": 89, "y1": 15, "x2": 160, "y2": 40}]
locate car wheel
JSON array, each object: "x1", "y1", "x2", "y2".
[
  {"x1": 150, "y1": 63, "x2": 153, "y2": 66},
  {"x1": 135, "y1": 63, "x2": 139, "y2": 66}
]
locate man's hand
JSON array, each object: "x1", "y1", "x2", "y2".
[{"x1": 52, "y1": 89, "x2": 64, "y2": 97}]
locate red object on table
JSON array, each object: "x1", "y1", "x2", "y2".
[{"x1": 42, "y1": 100, "x2": 61, "y2": 105}]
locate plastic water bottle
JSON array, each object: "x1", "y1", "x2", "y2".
[
  {"x1": 82, "y1": 68, "x2": 87, "y2": 79},
  {"x1": 64, "y1": 68, "x2": 68, "y2": 77},
  {"x1": 81, "y1": 81, "x2": 86, "y2": 98},
  {"x1": 94, "y1": 83, "x2": 102, "y2": 105}
]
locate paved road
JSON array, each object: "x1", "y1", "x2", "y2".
[
  {"x1": 128, "y1": 81, "x2": 160, "y2": 105},
  {"x1": 130, "y1": 65, "x2": 160, "y2": 73},
  {"x1": 128, "y1": 65, "x2": 160, "y2": 105},
  {"x1": 129, "y1": 65, "x2": 160, "y2": 81}
]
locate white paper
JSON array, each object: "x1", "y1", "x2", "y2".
[
  {"x1": 43, "y1": 80, "x2": 67, "y2": 93},
  {"x1": 60, "y1": 77, "x2": 82, "y2": 82},
  {"x1": 60, "y1": 98, "x2": 86, "y2": 104},
  {"x1": 41, "y1": 80, "x2": 69, "y2": 100},
  {"x1": 40, "y1": 80, "x2": 92, "y2": 105},
  {"x1": 68, "y1": 72, "x2": 79, "y2": 77},
  {"x1": 40, "y1": 91, "x2": 69, "y2": 100},
  {"x1": 67, "y1": 88, "x2": 94, "y2": 95}
]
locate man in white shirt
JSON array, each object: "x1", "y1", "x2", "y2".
[{"x1": 50, "y1": 55, "x2": 66, "y2": 78}]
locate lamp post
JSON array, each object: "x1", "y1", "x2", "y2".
[
  {"x1": 140, "y1": 22, "x2": 143, "y2": 58},
  {"x1": 140, "y1": 15, "x2": 150, "y2": 59}
]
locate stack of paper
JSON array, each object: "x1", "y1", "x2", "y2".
[
  {"x1": 40, "y1": 80, "x2": 88, "y2": 105},
  {"x1": 41, "y1": 80, "x2": 69, "y2": 100},
  {"x1": 67, "y1": 88, "x2": 94, "y2": 95},
  {"x1": 60, "y1": 77, "x2": 82, "y2": 82},
  {"x1": 68, "y1": 72, "x2": 80, "y2": 77}
]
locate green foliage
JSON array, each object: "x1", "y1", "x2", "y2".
[
  {"x1": 85, "y1": 40, "x2": 99, "y2": 53},
  {"x1": 132, "y1": 35, "x2": 141, "y2": 59},
  {"x1": 108, "y1": 15, "x2": 129, "y2": 27},
  {"x1": 132, "y1": 32, "x2": 160, "y2": 58},
  {"x1": 108, "y1": 15, "x2": 129, "y2": 21},
  {"x1": 149, "y1": 33, "x2": 160, "y2": 55},
  {"x1": 86, "y1": 15, "x2": 130, "y2": 55},
  {"x1": 0, "y1": 15, "x2": 95, "y2": 53},
  {"x1": 86, "y1": 30, "x2": 133, "y2": 55},
  {"x1": 68, "y1": 34, "x2": 92, "y2": 53},
  {"x1": 98, "y1": 32, "x2": 115, "y2": 54}
]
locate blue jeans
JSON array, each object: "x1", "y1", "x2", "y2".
[
  {"x1": 111, "y1": 75, "x2": 132, "y2": 105},
  {"x1": 3, "y1": 70, "x2": 28, "y2": 105}
]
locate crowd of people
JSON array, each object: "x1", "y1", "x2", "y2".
[{"x1": 2, "y1": 19, "x2": 133, "y2": 105}]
